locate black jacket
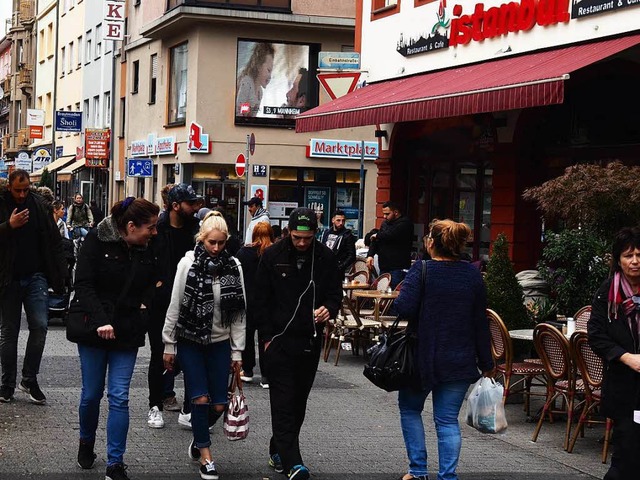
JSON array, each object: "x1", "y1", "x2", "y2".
[
  {"x1": 367, "y1": 215, "x2": 414, "y2": 272},
  {"x1": 149, "y1": 210, "x2": 199, "y2": 311},
  {"x1": 0, "y1": 189, "x2": 66, "y2": 292},
  {"x1": 236, "y1": 245, "x2": 260, "y2": 327},
  {"x1": 255, "y1": 237, "x2": 342, "y2": 343},
  {"x1": 588, "y1": 278, "x2": 640, "y2": 418},
  {"x1": 67, "y1": 217, "x2": 158, "y2": 350},
  {"x1": 321, "y1": 227, "x2": 356, "y2": 275}
]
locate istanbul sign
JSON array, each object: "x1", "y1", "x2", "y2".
[{"x1": 397, "y1": 0, "x2": 571, "y2": 57}]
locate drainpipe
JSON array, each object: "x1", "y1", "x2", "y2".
[{"x1": 51, "y1": 0, "x2": 59, "y2": 191}]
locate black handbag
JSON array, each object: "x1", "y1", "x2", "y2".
[
  {"x1": 362, "y1": 261, "x2": 426, "y2": 392},
  {"x1": 363, "y1": 317, "x2": 418, "y2": 392}
]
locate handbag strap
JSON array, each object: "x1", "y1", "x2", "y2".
[{"x1": 228, "y1": 363, "x2": 244, "y2": 395}]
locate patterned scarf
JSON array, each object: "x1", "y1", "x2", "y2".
[
  {"x1": 608, "y1": 271, "x2": 640, "y2": 351},
  {"x1": 176, "y1": 243, "x2": 245, "y2": 344}
]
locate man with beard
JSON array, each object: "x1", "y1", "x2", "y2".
[
  {"x1": 366, "y1": 201, "x2": 414, "y2": 289},
  {"x1": 320, "y1": 209, "x2": 356, "y2": 277},
  {"x1": 0, "y1": 170, "x2": 66, "y2": 404},
  {"x1": 255, "y1": 208, "x2": 342, "y2": 479},
  {"x1": 147, "y1": 183, "x2": 201, "y2": 429}
]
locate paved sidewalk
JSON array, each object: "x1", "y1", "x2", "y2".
[{"x1": 0, "y1": 320, "x2": 608, "y2": 480}]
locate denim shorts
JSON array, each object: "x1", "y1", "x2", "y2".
[{"x1": 177, "y1": 339, "x2": 230, "y2": 405}]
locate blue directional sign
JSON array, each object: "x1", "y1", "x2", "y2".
[
  {"x1": 55, "y1": 111, "x2": 83, "y2": 132},
  {"x1": 127, "y1": 158, "x2": 153, "y2": 177}
]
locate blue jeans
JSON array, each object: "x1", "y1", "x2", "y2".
[
  {"x1": 398, "y1": 380, "x2": 472, "y2": 480},
  {"x1": 0, "y1": 273, "x2": 49, "y2": 388},
  {"x1": 77, "y1": 344, "x2": 137, "y2": 466},
  {"x1": 177, "y1": 339, "x2": 231, "y2": 448},
  {"x1": 72, "y1": 226, "x2": 89, "y2": 239}
]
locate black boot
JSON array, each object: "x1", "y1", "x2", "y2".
[{"x1": 77, "y1": 439, "x2": 96, "y2": 469}]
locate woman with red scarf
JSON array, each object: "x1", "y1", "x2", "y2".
[{"x1": 589, "y1": 226, "x2": 640, "y2": 480}]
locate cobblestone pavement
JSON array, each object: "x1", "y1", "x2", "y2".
[{"x1": 0, "y1": 318, "x2": 608, "y2": 480}]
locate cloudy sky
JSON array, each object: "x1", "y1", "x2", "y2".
[{"x1": 1, "y1": 3, "x2": 11, "y2": 37}]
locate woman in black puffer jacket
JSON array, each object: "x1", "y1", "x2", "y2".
[{"x1": 67, "y1": 197, "x2": 159, "y2": 480}]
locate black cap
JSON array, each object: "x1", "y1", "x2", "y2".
[
  {"x1": 168, "y1": 183, "x2": 202, "y2": 204},
  {"x1": 288, "y1": 207, "x2": 318, "y2": 232},
  {"x1": 243, "y1": 197, "x2": 263, "y2": 207}
]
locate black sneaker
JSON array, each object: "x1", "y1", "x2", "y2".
[
  {"x1": 269, "y1": 453, "x2": 284, "y2": 473},
  {"x1": 199, "y1": 460, "x2": 219, "y2": 480},
  {"x1": 188, "y1": 438, "x2": 201, "y2": 462},
  {"x1": 18, "y1": 379, "x2": 46, "y2": 405},
  {"x1": 105, "y1": 463, "x2": 130, "y2": 480},
  {"x1": 0, "y1": 386, "x2": 14, "y2": 403},
  {"x1": 77, "y1": 439, "x2": 96, "y2": 469}
]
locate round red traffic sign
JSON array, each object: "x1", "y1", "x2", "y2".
[{"x1": 235, "y1": 153, "x2": 246, "y2": 177}]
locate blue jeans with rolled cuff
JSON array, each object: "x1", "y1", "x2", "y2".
[
  {"x1": 0, "y1": 273, "x2": 49, "y2": 388},
  {"x1": 77, "y1": 344, "x2": 137, "y2": 467},
  {"x1": 177, "y1": 339, "x2": 231, "y2": 448},
  {"x1": 398, "y1": 379, "x2": 472, "y2": 480}
]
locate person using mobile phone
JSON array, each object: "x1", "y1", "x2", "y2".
[{"x1": 0, "y1": 170, "x2": 67, "y2": 406}]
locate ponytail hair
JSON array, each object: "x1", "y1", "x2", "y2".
[
  {"x1": 427, "y1": 219, "x2": 471, "y2": 259},
  {"x1": 111, "y1": 197, "x2": 160, "y2": 233}
]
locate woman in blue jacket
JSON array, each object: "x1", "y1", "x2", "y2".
[{"x1": 394, "y1": 219, "x2": 494, "y2": 480}]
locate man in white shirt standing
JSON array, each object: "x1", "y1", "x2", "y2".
[{"x1": 243, "y1": 197, "x2": 270, "y2": 245}]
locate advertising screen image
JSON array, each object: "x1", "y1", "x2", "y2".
[{"x1": 235, "y1": 40, "x2": 317, "y2": 127}]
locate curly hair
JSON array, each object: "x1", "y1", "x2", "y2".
[{"x1": 238, "y1": 43, "x2": 275, "y2": 83}]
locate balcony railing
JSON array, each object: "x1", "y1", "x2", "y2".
[
  {"x1": 17, "y1": 128, "x2": 29, "y2": 147},
  {"x1": 17, "y1": 66, "x2": 32, "y2": 90},
  {"x1": 166, "y1": 0, "x2": 291, "y2": 13}
]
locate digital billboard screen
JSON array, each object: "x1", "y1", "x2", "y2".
[{"x1": 235, "y1": 39, "x2": 319, "y2": 127}]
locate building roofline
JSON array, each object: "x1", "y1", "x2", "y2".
[{"x1": 140, "y1": 6, "x2": 355, "y2": 39}]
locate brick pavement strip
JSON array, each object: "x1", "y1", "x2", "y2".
[{"x1": 0, "y1": 324, "x2": 607, "y2": 480}]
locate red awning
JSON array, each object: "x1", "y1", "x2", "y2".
[{"x1": 296, "y1": 33, "x2": 640, "y2": 133}]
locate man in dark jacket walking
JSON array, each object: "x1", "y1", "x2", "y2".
[
  {"x1": 255, "y1": 208, "x2": 342, "y2": 480},
  {"x1": 147, "y1": 183, "x2": 201, "y2": 429},
  {"x1": 366, "y1": 201, "x2": 414, "y2": 289},
  {"x1": 321, "y1": 209, "x2": 356, "y2": 277},
  {"x1": 0, "y1": 170, "x2": 67, "y2": 404}
]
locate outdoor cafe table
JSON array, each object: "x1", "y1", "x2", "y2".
[
  {"x1": 509, "y1": 329, "x2": 574, "y2": 341},
  {"x1": 351, "y1": 289, "x2": 399, "y2": 323}
]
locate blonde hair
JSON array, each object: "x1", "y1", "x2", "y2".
[
  {"x1": 427, "y1": 219, "x2": 471, "y2": 258},
  {"x1": 196, "y1": 210, "x2": 229, "y2": 243}
]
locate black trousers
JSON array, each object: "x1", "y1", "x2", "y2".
[
  {"x1": 241, "y1": 323, "x2": 266, "y2": 377},
  {"x1": 266, "y1": 335, "x2": 322, "y2": 473},
  {"x1": 147, "y1": 309, "x2": 167, "y2": 411},
  {"x1": 604, "y1": 416, "x2": 640, "y2": 480}
]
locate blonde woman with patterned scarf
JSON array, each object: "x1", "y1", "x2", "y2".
[
  {"x1": 163, "y1": 211, "x2": 246, "y2": 480},
  {"x1": 589, "y1": 226, "x2": 640, "y2": 480}
]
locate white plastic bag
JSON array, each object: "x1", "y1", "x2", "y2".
[{"x1": 465, "y1": 377, "x2": 508, "y2": 434}]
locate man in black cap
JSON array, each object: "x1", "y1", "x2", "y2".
[
  {"x1": 321, "y1": 209, "x2": 356, "y2": 277},
  {"x1": 254, "y1": 208, "x2": 342, "y2": 480},
  {"x1": 243, "y1": 196, "x2": 270, "y2": 245},
  {"x1": 147, "y1": 183, "x2": 201, "y2": 429}
]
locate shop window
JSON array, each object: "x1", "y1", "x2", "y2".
[
  {"x1": 303, "y1": 170, "x2": 315, "y2": 182},
  {"x1": 343, "y1": 170, "x2": 361, "y2": 184},
  {"x1": 372, "y1": 0, "x2": 401, "y2": 20},
  {"x1": 270, "y1": 167, "x2": 297, "y2": 181},
  {"x1": 168, "y1": 43, "x2": 188, "y2": 125}
]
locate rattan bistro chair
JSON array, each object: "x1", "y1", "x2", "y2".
[
  {"x1": 567, "y1": 331, "x2": 613, "y2": 463},
  {"x1": 487, "y1": 309, "x2": 546, "y2": 417},
  {"x1": 531, "y1": 323, "x2": 585, "y2": 450},
  {"x1": 573, "y1": 305, "x2": 592, "y2": 332}
]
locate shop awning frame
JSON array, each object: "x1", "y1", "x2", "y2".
[
  {"x1": 58, "y1": 159, "x2": 86, "y2": 175},
  {"x1": 29, "y1": 154, "x2": 77, "y2": 179},
  {"x1": 296, "y1": 33, "x2": 640, "y2": 133}
]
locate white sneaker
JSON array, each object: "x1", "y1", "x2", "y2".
[
  {"x1": 178, "y1": 410, "x2": 192, "y2": 429},
  {"x1": 147, "y1": 406, "x2": 165, "y2": 429},
  {"x1": 240, "y1": 370, "x2": 253, "y2": 383}
]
